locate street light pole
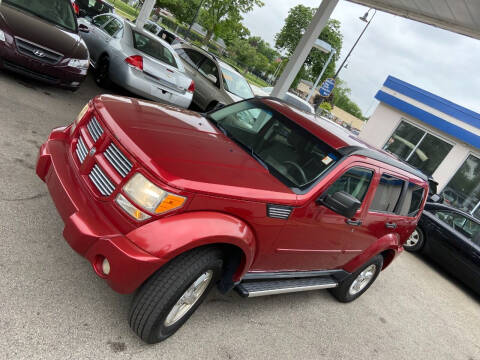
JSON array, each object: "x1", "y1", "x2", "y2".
[{"x1": 334, "y1": 9, "x2": 376, "y2": 79}]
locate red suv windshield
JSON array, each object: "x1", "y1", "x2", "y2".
[{"x1": 208, "y1": 100, "x2": 339, "y2": 190}]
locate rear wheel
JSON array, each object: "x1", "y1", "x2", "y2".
[
  {"x1": 404, "y1": 227, "x2": 424, "y2": 252},
  {"x1": 329, "y1": 255, "x2": 383, "y2": 303},
  {"x1": 129, "y1": 248, "x2": 223, "y2": 344},
  {"x1": 94, "y1": 55, "x2": 111, "y2": 88}
]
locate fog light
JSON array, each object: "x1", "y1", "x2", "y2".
[
  {"x1": 102, "y1": 258, "x2": 111, "y2": 275},
  {"x1": 71, "y1": 81, "x2": 80, "y2": 86}
]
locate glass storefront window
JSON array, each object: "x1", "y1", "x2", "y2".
[
  {"x1": 442, "y1": 155, "x2": 480, "y2": 218},
  {"x1": 384, "y1": 122, "x2": 424, "y2": 160},
  {"x1": 383, "y1": 120, "x2": 453, "y2": 176}
]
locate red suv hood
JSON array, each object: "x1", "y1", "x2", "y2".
[
  {"x1": 0, "y1": 3, "x2": 86, "y2": 58},
  {"x1": 94, "y1": 96, "x2": 296, "y2": 204}
]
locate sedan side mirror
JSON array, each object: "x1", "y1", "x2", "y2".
[
  {"x1": 207, "y1": 74, "x2": 217, "y2": 84},
  {"x1": 78, "y1": 24, "x2": 90, "y2": 33},
  {"x1": 317, "y1": 191, "x2": 361, "y2": 219}
]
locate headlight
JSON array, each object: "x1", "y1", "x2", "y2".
[
  {"x1": 0, "y1": 29, "x2": 6, "y2": 42},
  {"x1": 70, "y1": 103, "x2": 89, "y2": 134},
  {"x1": 68, "y1": 58, "x2": 89, "y2": 70},
  {"x1": 122, "y1": 173, "x2": 186, "y2": 215},
  {"x1": 115, "y1": 194, "x2": 151, "y2": 221}
]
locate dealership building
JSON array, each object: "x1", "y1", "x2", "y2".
[{"x1": 360, "y1": 76, "x2": 480, "y2": 219}]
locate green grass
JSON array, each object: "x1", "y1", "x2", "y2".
[
  {"x1": 105, "y1": 0, "x2": 139, "y2": 19},
  {"x1": 244, "y1": 73, "x2": 269, "y2": 87}
]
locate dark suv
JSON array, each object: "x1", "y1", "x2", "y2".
[
  {"x1": 0, "y1": 0, "x2": 89, "y2": 90},
  {"x1": 37, "y1": 96, "x2": 428, "y2": 343}
]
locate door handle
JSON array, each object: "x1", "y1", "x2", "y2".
[
  {"x1": 385, "y1": 222, "x2": 397, "y2": 229},
  {"x1": 345, "y1": 219, "x2": 362, "y2": 226}
]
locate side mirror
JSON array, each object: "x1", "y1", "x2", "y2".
[
  {"x1": 78, "y1": 24, "x2": 89, "y2": 33},
  {"x1": 317, "y1": 191, "x2": 361, "y2": 219},
  {"x1": 207, "y1": 74, "x2": 217, "y2": 84},
  {"x1": 429, "y1": 193, "x2": 444, "y2": 203}
]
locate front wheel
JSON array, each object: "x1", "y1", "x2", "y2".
[
  {"x1": 329, "y1": 255, "x2": 383, "y2": 303},
  {"x1": 94, "y1": 56, "x2": 111, "y2": 88},
  {"x1": 404, "y1": 227, "x2": 424, "y2": 252},
  {"x1": 129, "y1": 247, "x2": 223, "y2": 344}
]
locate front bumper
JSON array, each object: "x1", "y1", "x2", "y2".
[
  {"x1": 0, "y1": 40, "x2": 87, "y2": 89},
  {"x1": 36, "y1": 128, "x2": 163, "y2": 293}
]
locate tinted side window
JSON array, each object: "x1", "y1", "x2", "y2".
[
  {"x1": 399, "y1": 183, "x2": 424, "y2": 216},
  {"x1": 103, "y1": 18, "x2": 123, "y2": 37},
  {"x1": 198, "y1": 58, "x2": 219, "y2": 85},
  {"x1": 370, "y1": 174, "x2": 404, "y2": 213},
  {"x1": 92, "y1": 14, "x2": 110, "y2": 27},
  {"x1": 463, "y1": 219, "x2": 480, "y2": 242},
  {"x1": 144, "y1": 23, "x2": 159, "y2": 35},
  {"x1": 326, "y1": 167, "x2": 373, "y2": 202},
  {"x1": 179, "y1": 49, "x2": 205, "y2": 68}
]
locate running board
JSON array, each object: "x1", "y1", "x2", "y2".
[{"x1": 235, "y1": 277, "x2": 338, "y2": 298}]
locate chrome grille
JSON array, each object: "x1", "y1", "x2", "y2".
[
  {"x1": 15, "y1": 37, "x2": 63, "y2": 65},
  {"x1": 104, "y1": 142, "x2": 133, "y2": 178},
  {"x1": 75, "y1": 136, "x2": 88, "y2": 163},
  {"x1": 89, "y1": 164, "x2": 115, "y2": 196},
  {"x1": 267, "y1": 204, "x2": 293, "y2": 219},
  {"x1": 87, "y1": 116, "x2": 104, "y2": 142}
]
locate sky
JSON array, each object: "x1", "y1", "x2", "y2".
[{"x1": 242, "y1": 0, "x2": 480, "y2": 117}]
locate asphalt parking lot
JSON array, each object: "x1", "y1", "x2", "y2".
[{"x1": 0, "y1": 70, "x2": 479, "y2": 360}]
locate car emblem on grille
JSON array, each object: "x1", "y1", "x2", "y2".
[
  {"x1": 89, "y1": 147, "x2": 96, "y2": 157},
  {"x1": 33, "y1": 49, "x2": 46, "y2": 58}
]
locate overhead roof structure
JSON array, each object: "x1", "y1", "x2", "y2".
[{"x1": 348, "y1": 0, "x2": 480, "y2": 40}]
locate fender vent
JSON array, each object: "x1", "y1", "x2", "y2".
[{"x1": 267, "y1": 204, "x2": 293, "y2": 219}]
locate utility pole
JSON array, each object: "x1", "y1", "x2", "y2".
[
  {"x1": 186, "y1": 0, "x2": 205, "y2": 41},
  {"x1": 334, "y1": 9, "x2": 376, "y2": 79}
]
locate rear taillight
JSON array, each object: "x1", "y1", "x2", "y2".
[
  {"x1": 187, "y1": 80, "x2": 195, "y2": 93},
  {"x1": 72, "y1": 1, "x2": 79, "y2": 14},
  {"x1": 125, "y1": 55, "x2": 143, "y2": 71}
]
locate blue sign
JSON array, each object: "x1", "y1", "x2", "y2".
[{"x1": 319, "y1": 78, "x2": 336, "y2": 97}]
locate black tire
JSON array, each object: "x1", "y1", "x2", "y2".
[
  {"x1": 94, "y1": 55, "x2": 111, "y2": 88},
  {"x1": 403, "y1": 227, "x2": 425, "y2": 253},
  {"x1": 129, "y1": 247, "x2": 223, "y2": 344},
  {"x1": 329, "y1": 255, "x2": 383, "y2": 303}
]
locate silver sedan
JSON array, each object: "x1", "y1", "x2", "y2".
[{"x1": 78, "y1": 14, "x2": 194, "y2": 108}]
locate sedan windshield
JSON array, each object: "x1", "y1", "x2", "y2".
[
  {"x1": 209, "y1": 100, "x2": 338, "y2": 190},
  {"x1": 221, "y1": 67, "x2": 254, "y2": 99},
  {"x1": 5, "y1": 0, "x2": 77, "y2": 32}
]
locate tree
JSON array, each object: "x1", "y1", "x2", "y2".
[
  {"x1": 319, "y1": 102, "x2": 332, "y2": 112},
  {"x1": 332, "y1": 79, "x2": 364, "y2": 119},
  {"x1": 199, "y1": 0, "x2": 264, "y2": 44},
  {"x1": 156, "y1": 0, "x2": 201, "y2": 25},
  {"x1": 215, "y1": 11, "x2": 251, "y2": 46},
  {"x1": 274, "y1": 5, "x2": 343, "y2": 87}
]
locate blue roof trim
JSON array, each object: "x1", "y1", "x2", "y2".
[
  {"x1": 383, "y1": 76, "x2": 480, "y2": 130},
  {"x1": 375, "y1": 90, "x2": 480, "y2": 149}
]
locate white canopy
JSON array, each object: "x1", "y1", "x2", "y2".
[{"x1": 349, "y1": 0, "x2": 480, "y2": 40}]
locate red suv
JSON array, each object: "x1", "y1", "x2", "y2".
[{"x1": 36, "y1": 96, "x2": 428, "y2": 343}]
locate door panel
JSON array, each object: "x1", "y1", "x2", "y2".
[{"x1": 272, "y1": 163, "x2": 378, "y2": 271}]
